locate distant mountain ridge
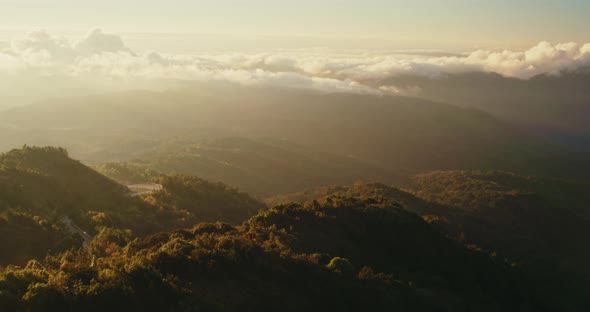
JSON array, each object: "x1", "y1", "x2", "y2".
[
  {"x1": 367, "y1": 70, "x2": 590, "y2": 132},
  {"x1": 93, "y1": 137, "x2": 404, "y2": 196},
  {"x1": 1, "y1": 86, "x2": 586, "y2": 183}
]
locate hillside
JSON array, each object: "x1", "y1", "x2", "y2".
[
  {"x1": 0, "y1": 146, "x2": 130, "y2": 263},
  {"x1": 406, "y1": 171, "x2": 590, "y2": 271},
  {"x1": 0, "y1": 198, "x2": 536, "y2": 312},
  {"x1": 0, "y1": 148, "x2": 588, "y2": 310},
  {"x1": 146, "y1": 174, "x2": 264, "y2": 225},
  {"x1": 268, "y1": 175, "x2": 590, "y2": 310},
  {"x1": 0, "y1": 146, "x2": 130, "y2": 215},
  {"x1": 2, "y1": 3, "x2": 590, "y2": 312},
  {"x1": 0, "y1": 146, "x2": 264, "y2": 264},
  {"x1": 366, "y1": 71, "x2": 590, "y2": 131},
  {"x1": 1, "y1": 86, "x2": 583, "y2": 181},
  {"x1": 94, "y1": 137, "x2": 402, "y2": 196},
  {"x1": 409, "y1": 170, "x2": 590, "y2": 217},
  {"x1": 269, "y1": 175, "x2": 590, "y2": 268}
]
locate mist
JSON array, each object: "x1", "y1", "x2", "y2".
[
  {"x1": 2, "y1": 28, "x2": 590, "y2": 111},
  {"x1": 2, "y1": 2, "x2": 590, "y2": 311}
]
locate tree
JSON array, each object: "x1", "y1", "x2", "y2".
[{"x1": 326, "y1": 257, "x2": 354, "y2": 276}]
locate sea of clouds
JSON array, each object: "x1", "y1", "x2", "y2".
[{"x1": 1, "y1": 28, "x2": 590, "y2": 108}]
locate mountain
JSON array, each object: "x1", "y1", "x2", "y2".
[
  {"x1": 0, "y1": 146, "x2": 128, "y2": 264},
  {"x1": 0, "y1": 198, "x2": 536, "y2": 312},
  {"x1": 269, "y1": 174, "x2": 590, "y2": 271},
  {"x1": 367, "y1": 70, "x2": 590, "y2": 134},
  {"x1": 407, "y1": 171, "x2": 590, "y2": 271},
  {"x1": 0, "y1": 146, "x2": 130, "y2": 214},
  {"x1": 0, "y1": 147, "x2": 588, "y2": 311},
  {"x1": 1, "y1": 85, "x2": 585, "y2": 184},
  {"x1": 407, "y1": 171, "x2": 590, "y2": 310},
  {"x1": 146, "y1": 174, "x2": 264, "y2": 225},
  {"x1": 93, "y1": 137, "x2": 403, "y2": 196},
  {"x1": 267, "y1": 174, "x2": 590, "y2": 310},
  {"x1": 0, "y1": 146, "x2": 264, "y2": 264}
]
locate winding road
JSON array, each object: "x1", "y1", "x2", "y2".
[
  {"x1": 59, "y1": 183, "x2": 163, "y2": 250},
  {"x1": 127, "y1": 183, "x2": 163, "y2": 197},
  {"x1": 60, "y1": 216, "x2": 93, "y2": 249}
]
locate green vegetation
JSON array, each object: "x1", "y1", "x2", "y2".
[
  {"x1": 3, "y1": 87, "x2": 587, "y2": 182},
  {"x1": 0, "y1": 210, "x2": 81, "y2": 265},
  {"x1": 0, "y1": 146, "x2": 264, "y2": 265},
  {"x1": 1, "y1": 146, "x2": 589, "y2": 311},
  {"x1": 271, "y1": 177, "x2": 590, "y2": 310},
  {"x1": 91, "y1": 162, "x2": 160, "y2": 185},
  {"x1": 0, "y1": 198, "x2": 535, "y2": 312},
  {"x1": 405, "y1": 171, "x2": 590, "y2": 268},
  {"x1": 0, "y1": 146, "x2": 128, "y2": 264},
  {"x1": 408, "y1": 171, "x2": 590, "y2": 310},
  {"x1": 409, "y1": 170, "x2": 590, "y2": 216},
  {"x1": 147, "y1": 174, "x2": 264, "y2": 225},
  {"x1": 93, "y1": 137, "x2": 401, "y2": 196}
]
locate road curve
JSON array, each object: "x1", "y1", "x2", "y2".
[
  {"x1": 127, "y1": 183, "x2": 163, "y2": 197},
  {"x1": 60, "y1": 216, "x2": 92, "y2": 249}
]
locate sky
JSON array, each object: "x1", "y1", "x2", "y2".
[
  {"x1": 1, "y1": 0, "x2": 590, "y2": 51},
  {"x1": 1, "y1": 0, "x2": 590, "y2": 110}
]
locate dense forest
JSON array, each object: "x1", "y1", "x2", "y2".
[
  {"x1": 0, "y1": 191, "x2": 544, "y2": 311},
  {"x1": 0, "y1": 146, "x2": 264, "y2": 264},
  {"x1": 92, "y1": 137, "x2": 402, "y2": 195},
  {"x1": 2, "y1": 2, "x2": 590, "y2": 311},
  {"x1": 269, "y1": 177, "x2": 590, "y2": 310},
  {"x1": 1, "y1": 146, "x2": 589, "y2": 311}
]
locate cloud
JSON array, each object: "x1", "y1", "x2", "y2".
[
  {"x1": 0, "y1": 52, "x2": 20, "y2": 71},
  {"x1": 0, "y1": 30, "x2": 380, "y2": 95},
  {"x1": 74, "y1": 28, "x2": 133, "y2": 55},
  {"x1": 1, "y1": 29, "x2": 590, "y2": 108},
  {"x1": 248, "y1": 42, "x2": 590, "y2": 80},
  {"x1": 463, "y1": 42, "x2": 590, "y2": 78},
  {"x1": 10, "y1": 30, "x2": 76, "y2": 67}
]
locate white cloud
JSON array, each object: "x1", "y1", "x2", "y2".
[
  {"x1": 74, "y1": 28, "x2": 133, "y2": 55},
  {"x1": 1, "y1": 29, "x2": 590, "y2": 109},
  {"x1": 264, "y1": 42, "x2": 590, "y2": 80},
  {"x1": 463, "y1": 41, "x2": 590, "y2": 78}
]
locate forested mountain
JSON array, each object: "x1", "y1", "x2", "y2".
[
  {"x1": 268, "y1": 175, "x2": 590, "y2": 310},
  {"x1": 408, "y1": 172, "x2": 590, "y2": 310},
  {"x1": 2, "y1": 1, "x2": 589, "y2": 311},
  {"x1": 0, "y1": 146, "x2": 264, "y2": 265},
  {"x1": 1, "y1": 86, "x2": 585, "y2": 182},
  {"x1": 0, "y1": 146, "x2": 127, "y2": 264},
  {"x1": 266, "y1": 175, "x2": 590, "y2": 268},
  {"x1": 0, "y1": 198, "x2": 539, "y2": 312},
  {"x1": 0, "y1": 83, "x2": 588, "y2": 310},
  {"x1": 0, "y1": 146, "x2": 130, "y2": 216},
  {"x1": 1, "y1": 147, "x2": 589, "y2": 310},
  {"x1": 366, "y1": 71, "x2": 590, "y2": 148},
  {"x1": 358, "y1": 70, "x2": 590, "y2": 161},
  {"x1": 93, "y1": 137, "x2": 403, "y2": 196}
]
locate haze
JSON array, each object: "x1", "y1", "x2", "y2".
[
  {"x1": 2, "y1": 0, "x2": 590, "y2": 48},
  {"x1": 2, "y1": 2, "x2": 590, "y2": 311}
]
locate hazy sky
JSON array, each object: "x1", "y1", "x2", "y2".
[
  {"x1": 2, "y1": 0, "x2": 590, "y2": 110},
  {"x1": 1, "y1": 0, "x2": 590, "y2": 50}
]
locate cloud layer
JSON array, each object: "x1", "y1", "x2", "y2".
[{"x1": 1, "y1": 29, "x2": 590, "y2": 107}]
